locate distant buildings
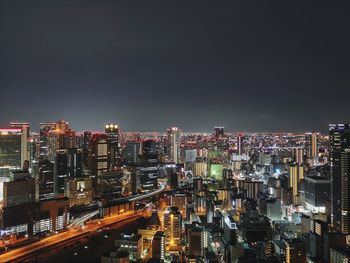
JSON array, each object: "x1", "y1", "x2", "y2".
[{"x1": 167, "y1": 127, "x2": 181, "y2": 164}]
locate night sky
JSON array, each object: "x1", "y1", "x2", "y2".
[{"x1": 1, "y1": 1, "x2": 350, "y2": 132}]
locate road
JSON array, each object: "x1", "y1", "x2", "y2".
[
  {"x1": 0, "y1": 211, "x2": 142, "y2": 263},
  {"x1": 29, "y1": 216, "x2": 148, "y2": 263}
]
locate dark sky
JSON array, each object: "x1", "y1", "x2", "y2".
[{"x1": 1, "y1": 1, "x2": 350, "y2": 132}]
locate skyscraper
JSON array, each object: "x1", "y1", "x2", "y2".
[
  {"x1": 32, "y1": 158, "x2": 55, "y2": 200},
  {"x1": 164, "y1": 206, "x2": 182, "y2": 249},
  {"x1": 329, "y1": 124, "x2": 350, "y2": 234},
  {"x1": 105, "y1": 124, "x2": 119, "y2": 170},
  {"x1": 54, "y1": 148, "x2": 83, "y2": 195},
  {"x1": 0, "y1": 128, "x2": 22, "y2": 168},
  {"x1": 289, "y1": 164, "x2": 304, "y2": 204},
  {"x1": 305, "y1": 132, "x2": 318, "y2": 161},
  {"x1": 88, "y1": 133, "x2": 109, "y2": 176},
  {"x1": 167, "y1": 127, "x2": 181, "y2": 164},
  {"x1": 3, "y1": 172, "x2": 37, "y2": 207},
  {"x1": 125, "y1": 141, "x2": 141, "y2": 165},
  {"x1": 39, "y1": 122, "x2": 56, "y2": 158},
  {"x1": 10, "y1": 122, "x2": 30, "y2": 165}
]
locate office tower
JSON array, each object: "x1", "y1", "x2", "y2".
[
  {"x1": 39, "y1": 122, "x2": 56, "y2": 157},
  {"x1": 214, "y1": 127, "x2": 224, "y2": 138},
  {"x1": 164, "y1": 206, "x2": 182, "y2": 249},
  {"x1": 294, "y1": 148, "x2": 304, "y2": 164},
  {"x1": 105, "y1": 124, "x2": 119, "y2": 170},
  {"x1": 329, "y1": 124, "x2": 350, "y2": 234},
  {"x1": 289, "y1": 164, "x2": 304, "y2": 204},
  {"x1": 3, "y1": 172, "x2": 37, "y2": 207},
  {"x1": 304, "y1": 176, "x2": 330, "y2": 213},
  {"x1": 167, "y1": 127, "x2": 181, "y2": 163},
  {"x1": 10, "y1": 122, "x2": 30, "y2": 165},
  {"x1": 65, "y1": 177, "x2": 93, "y2": 207},
  {"x1": 142, "y1": 139, "x2": 157, "y2": 156},
  {"x1": 138, "y1": 139, "x2": 159, "y2": 191},
  {"x1": 152, "y1": 231, "x2": 165, "y2": 261},
  {"x1": 125, "y1": 141, "x2": 141, "y2": 165},
  {"x1": 284, "y1": 239, "x2": 306, "y2": 263},
  {"x1": 55, "y1": 148, "x2": 83, "y2": 195},
  {"x1": 43, "y1": 120, "x2": 80, "y2": 162},
  {"x1": 138, "y1": 166, "x2": 158, "y2": 191},
  {"x1": 0, "y1": 128, "x2": 22, "y2": 168},
  {"x1": 31, "y1": 132, "x2": 40, "y2": 161},
  {"x1": 96, "y1": 171, "x2": 123, "y2": 196},
  {"x1": 82, "y1": 131, "x2": 92, "y2": 169},
  {"x1": 88, "y1": 133, "x2": 109, "y2": 176},
  {"x1": 32, "y1": 158, "x2": 55, "y2": 200},
  {"x1": 305, "y1": 132, "x2": 318, "y2": 160}
]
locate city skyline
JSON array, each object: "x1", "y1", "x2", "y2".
[{"x1": 1, "y1": 1, "x2": 350, "y2": 132}]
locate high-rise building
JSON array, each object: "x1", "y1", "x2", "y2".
[
  {"x1": 304, "y1": 176, "x2": 330, "y2": 213},
  {"x1": 88, "y1": 133, "x2": 109, "y2": 176},
  {"x1": 329, "y1": 124, "x2": 350, "y2": 234},
  {"x1": 54, "y1": 148, "x2": 83, "y2": 195},
  {"x1": 125, "y1": 141, "x2": 141, "y2": 165},
  {"x1": 167, "y1": 127, "x2": 181, "y2": 164},
  {"x1": 3, "y1": 172, "x2": 37, "y2": 207},
  {"x1": 10, "y1": 122, "x2": 30, "y2": 165},
  {"x1": 164, "y1": 206, "x2": 182, "y2": 249},
  {"x1": 39, "y1": 122, "x2": 56, "y2": 157},
  {"x1": 105, "y1": 124, "x2": 119, "y2": 170},
  {"x1": 305, "y1": 132, "x2": 318, "y2": 162},
  {"x1": 289, "y1": 164, "x2": 304, "y2": 204},
  {"x1": 0, "y1": 128, "x2": 22, "y2": 168},
  {"x1": 187, "y1": 224, "x2": 206, "y2": 257},
  {"x1": 65, "y1": 177, "x2": 93, "y2": 207},
  {"x1": 82, "y1": 131, "x2": 92, "y2": 169},
  {"x1": 32, "y1": 158, "x2": 55, "y2": 200},
  {"x1": 294, "y1": 148, "x2": 304, "y2": 164}
]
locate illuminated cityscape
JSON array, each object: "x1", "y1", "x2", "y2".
[
  {"x1": 0, "y1": 123, "x2": 347, "y2": 262},
  {"x1": 1, "y1": 1, "x2": 350, "y2": 263}
]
